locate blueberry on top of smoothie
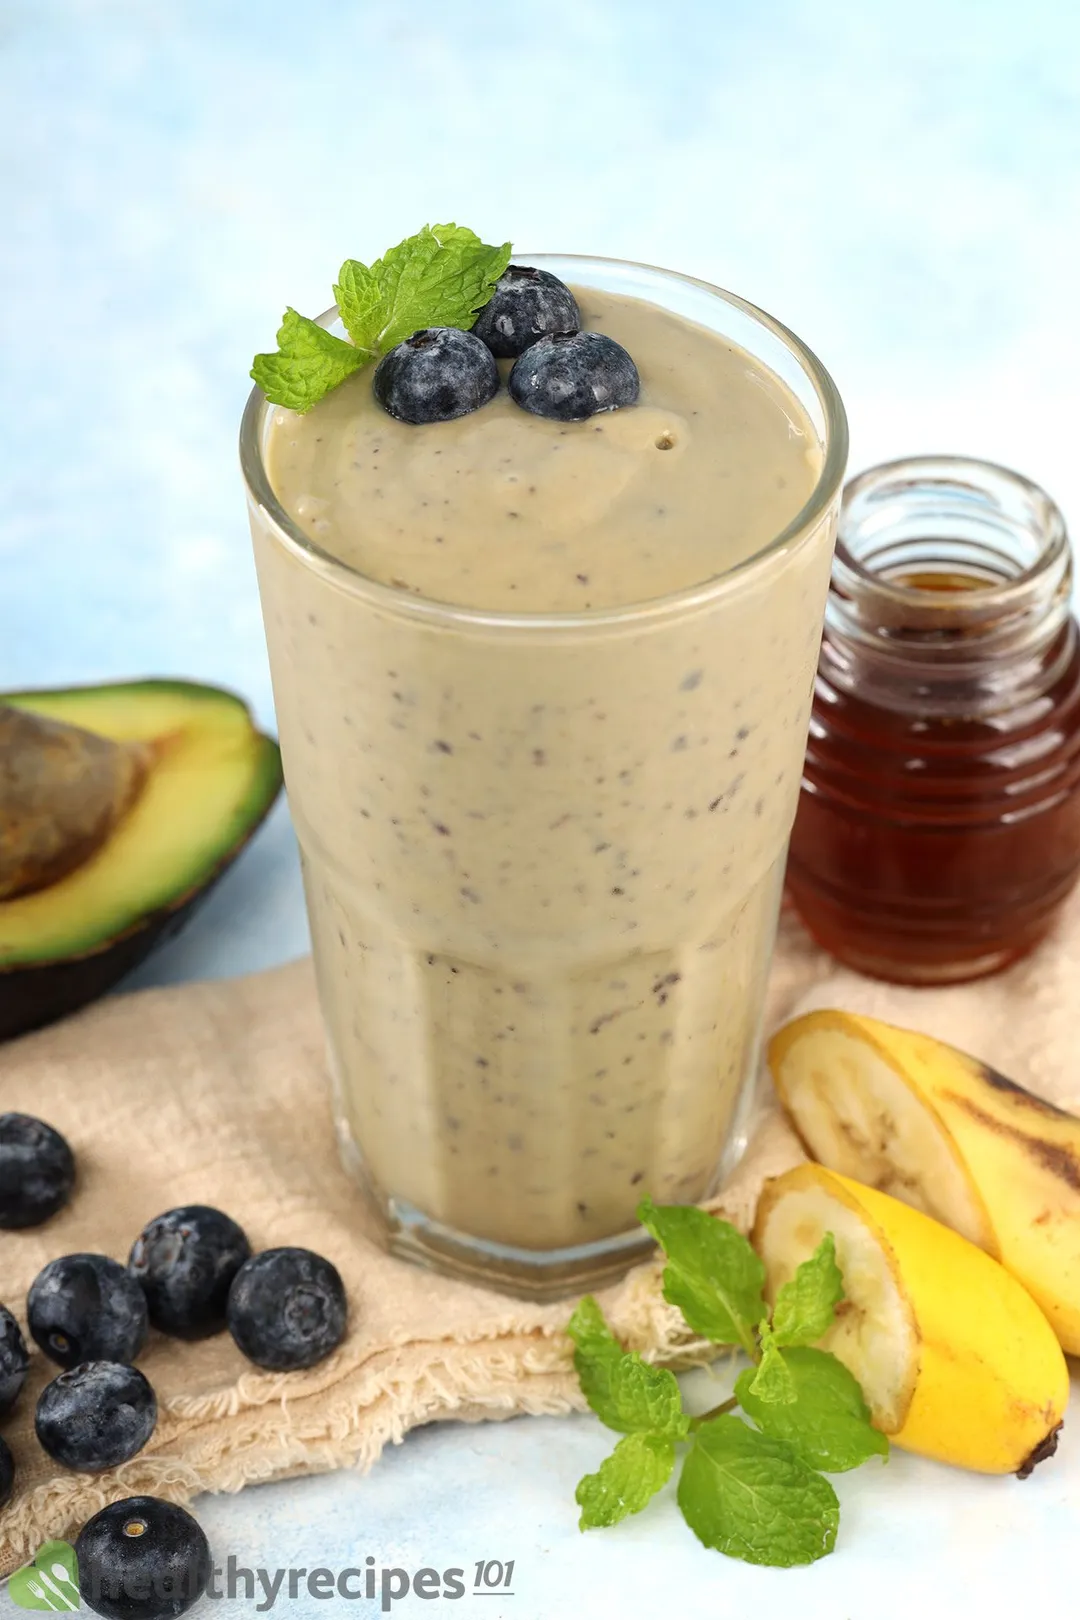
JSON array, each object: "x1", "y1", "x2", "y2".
[
  {"x1": 0, "y1": 1110, "x2": 75, "y2": 1229},
  {"x1": 471, "y1": 265, "x2": 581, "y2": 358},
  {"x1": 373, "y1": 327, "x2": 499, "y2": 425},
  {"x1": 509, "y1": 330, "x2": 640, "y2": 422}
]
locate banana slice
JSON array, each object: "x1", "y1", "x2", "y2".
[
  {"x1": 754, "y1": 1165, "x2": 1068, "y2": 1475},
  {"x1": 769, "y1": 1010, "x2": 1080, "y2": 1354}
]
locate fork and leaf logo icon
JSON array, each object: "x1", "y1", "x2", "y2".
[{"x1": 9, "y1": 1541, "x2": 80, "y2": 1611}]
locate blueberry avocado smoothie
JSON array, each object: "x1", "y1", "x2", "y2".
[{"x1": 243, "y1": 229, "x2": 846, "y2": 1294}]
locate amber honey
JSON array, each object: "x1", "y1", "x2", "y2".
[{"x1": 786, "y1": 458, "x2": 1080, "y2": 984}]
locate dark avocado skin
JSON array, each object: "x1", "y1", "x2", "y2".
[{"x1": 0, "y1": 680, "x2": 283, "y2": 1042}]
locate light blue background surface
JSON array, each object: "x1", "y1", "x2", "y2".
[{"x1": 3, "y1": 1, "x2": 1080, "y2": 1614}]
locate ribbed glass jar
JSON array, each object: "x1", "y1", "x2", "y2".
[{"x1": 786, "y1": 456, "x2": 1080, "y2": 984}]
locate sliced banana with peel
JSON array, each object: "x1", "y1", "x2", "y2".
[
  {"x1": 754, "y1": 1164, "x2": 1069, "y2": 1475},
  {"x1": 768, "y1": 1010, "x2": 1080, "y2": 1354}
]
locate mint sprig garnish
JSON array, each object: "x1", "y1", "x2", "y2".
[
  {"x1": 770, "y1": 1230, "x2": 845, "y2": 1346},
  {"x1": 747, "y1": 1320, "x2": 797, "y2": 1404},
  {"x1": 569, "y1": 1209, "x2": 887, "y2": 1567},
  {"x1": 637, "y1": 1196, "x2": 765, "y2": 1357},
  {"x1": 337, "y1": 226, "x2": 511, "y2": 356},
  {"x1": 250, "y1": 309, "x2": 368, "y2": 414},
  {"x1": 567, "y1": 1297, "x2": 688, "y2": 1439},
  {"x1": 576, "y1": 1432, "x2": 679, "y2": 1529},
  {"x1": 252, "y1": 224, "x2": 512, "y2": 413},
  {"x1": 736, "y1": 1348, "x2": 889, "y2": 1473},
  {"x1": 678, "y1": 1414, "x2": 839, "y2": 1566}
]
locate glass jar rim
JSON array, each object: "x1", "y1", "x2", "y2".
[
  {"x1": 239, "y1": 253, "x2": 848, "y2": 633},
  {"x1": 833, "y1": 454, "x2": 1070, "y2": 609}
]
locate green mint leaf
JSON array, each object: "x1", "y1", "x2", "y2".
[
  {"x1": 638, "y1": 1198, "x2": 765, "y2": 1354},
  {"x1": 736, "y1": 1347, "x2": 889, "y2": 1473},
  {"x1": 600, "y1": 1355, "x2": 690, "y2": 1440},
  {"x1": 771, "y1": 1233, "x2": 845, "y2": 1348},
  {"x1": 567, "y1": 1297, "x2": 688, "y2": 1438},
  {"x1": 251, "y1": 308, "x2": 366, "y2": 413},
  {"x1": 331, "y1": 259, "x2": 382, "y2": 361},
  {"x1": 344, "y1": 223, "x2": 511, "y2": 357},
  {"x1": 576, "y1": 1432, "x2": 676, "y2": 1529},
  {"x1": 567, "y1": 1295, "x2": 623, "y2": 1362},
  {"x1": 377, "y1": 222, "x2": 511, "y2": 348},
  {"x1": 567, "y1": 1295, "x2": 624, "y2": 1418},
  {"x1": 253, "y1": 223, "x2": 512, "y2": 411},
  {"x1": 747, "y1": 1321, "x2": 797, "y2": 1405},
  {"x1": 678, "y1": 1414, "x2": 839, "y2": 1567}
]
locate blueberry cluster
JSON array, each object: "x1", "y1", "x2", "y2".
[
  {"x1": 373, "y1": 265, "x2": 640, "y2": 425},
  {"x1": 0, "y1": 1112, "x2": 350, "y2": 1620}
]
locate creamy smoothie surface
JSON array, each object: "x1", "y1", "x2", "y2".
[
  {"x1": 266, "y1": 288, "x2": 821, "y2": 611},
  {"x1": 251, "y1": 279, "x2": 838, "y2": 1265}
]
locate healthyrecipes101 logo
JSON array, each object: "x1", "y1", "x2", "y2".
[
  {"x1": 10, "y1": 1542, "x2": 80, "y2": 1610},
  {"x1": 10, "y1": 1541, "x2": 519, "y2": 1613}
]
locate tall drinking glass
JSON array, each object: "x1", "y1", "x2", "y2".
[{"x1": 242, "y1": 257, "x2": 847, "y2": 1298}]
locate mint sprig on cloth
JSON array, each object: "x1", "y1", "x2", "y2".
[
  {"x1": 252, "y1": 225, "x2": 511, "y2": 413},
  {"x1": 568, "y1": 1203, "x2": 886, "y2": 1568}
]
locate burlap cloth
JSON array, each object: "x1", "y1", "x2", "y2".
[{"x1": 3, "y1": 889, "x2": 1080, "y2": 1574}]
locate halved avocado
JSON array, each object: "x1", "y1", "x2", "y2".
[{"x1": 0, "y1": 679, "x2": 283, "y2": 1041}]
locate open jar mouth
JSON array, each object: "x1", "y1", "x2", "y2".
[
  {"x1": 240, "y1": 253, "x2": 848, "y2": 634},
  {"x1": 829, "y1": 456, "x2": 1073, "y2": 653}
]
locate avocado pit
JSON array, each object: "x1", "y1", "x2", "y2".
[{"x1": 0, "y1": 705, "x2": 153, "y2": 899}]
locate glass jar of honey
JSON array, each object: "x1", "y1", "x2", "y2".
[{"x1": 786, "y1": 456, "x2": 1080, "y2": 984}]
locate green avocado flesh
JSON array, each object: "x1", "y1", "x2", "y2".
[{"x1": 0, "y1": 679, "x2": 283, "y2": 1039}]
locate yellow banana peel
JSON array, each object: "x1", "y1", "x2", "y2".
[
  {"x1": 768, "y1": 1009, "x2": 1080, "y2": 1354},
  {"x1": 754, "y1": 1163, "x2": 1068, "y2": 1475}
]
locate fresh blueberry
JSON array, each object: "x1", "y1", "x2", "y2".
[
  {"x1": 0, "y1": 1112, "x2": 75, "y2": 1228},
  {"x1": 0, "y1": 1436, "x2": 13, "y2": 1508},
  {"x1": 227, "y1": 1247, "x2": 347, "y2": 1371},
  {"x1": 509, "y1": 330, "x2": 640, "y2": 422},
  {"x1": 28, "y1": 1254, "x2": 148, "y2": 1369},
  {"x1": 0, "y1": 1303, "x2": 29, "y2": 1416},
  {"x1": 36, "y1": 1362, "x2": 157, "y2": 1472},
  {"x1": 76, "y1": 1496, "x2": 212, "y2": 1620},
  {"x1": 129, "y1": 1206, "x2": 251, "y2": 1341},
  {"x1": 471, "y1": 265, "x2": 581, "y2": 358},
  {"x1": 373, "y1": 327, "x2": 498, "y2": 424}
]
